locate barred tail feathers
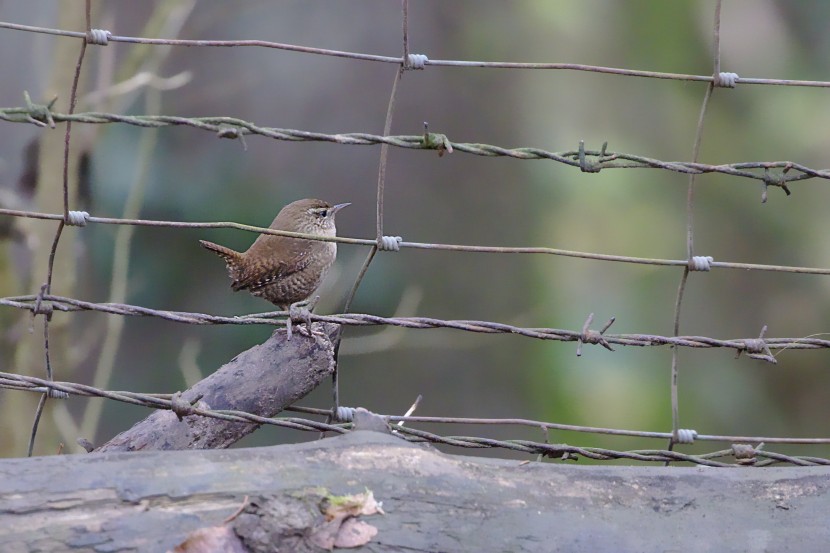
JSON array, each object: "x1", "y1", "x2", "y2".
[{"x1": 199, "y1": 240, "x2": 244, "y2": 285}]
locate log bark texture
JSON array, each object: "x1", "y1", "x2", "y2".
[
  {"x1": 1, "y1": 431, "x2": 828, "y2": 552},
  {"x1": 96, "y1": 322, "x2": 339, "y2": 452}
]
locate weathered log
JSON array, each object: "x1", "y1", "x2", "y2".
[
  {"x1": 96, "y1": 322, "x2": 340, "y2": 452},
  {"x1": 1, "y1": 430, "x2": 828, "y2": 552}
]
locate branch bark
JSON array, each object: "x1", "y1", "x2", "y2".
[{"x1": 95, "y1": 322, "x2": 339, "y2": 452}]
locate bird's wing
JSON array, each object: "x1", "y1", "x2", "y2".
[{"x1": 231, "y1": 236, "x2": 315, "y2": 292}]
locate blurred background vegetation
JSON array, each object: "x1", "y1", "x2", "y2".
[{"x1": 1, "y1": 0, "x2": 829, "y2": 460}]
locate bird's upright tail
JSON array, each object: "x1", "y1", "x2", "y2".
[{"x1": 199, "y1": 240, "x2": 244, "y2": 283}]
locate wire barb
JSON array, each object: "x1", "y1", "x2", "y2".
[
  {"x1": 170, "y1": 391, "x2": 197, "y2": 421},
  {"x1": 576, "y1": 313, "x2": 616, "y2": 356},
  {"x1": 422, "y1": 123, "x2": 453, "y2": 156},
  {"x1": 731, "y1": 443, "x2": 758, "y2": 465},
  {"x1": 31, "y1": 284, "x2": 53, "y2": 320},
  {"x1": 22, "y1": 91, "x2": 57, "y2": 128},
  {"x1": 761, "y1": 167, "x2": 792, "y2": 203},
  {"x1": 577, "y1": 140, "x2": 602, "y2": 173},
  {"x1": 216, "y1": 124, "x2": 248, "y2": 150},
  {"x1": 393, "y1": 394, "x2": 423, "y2": 433},
  {"x1": 739, "y1": 325, "x2": 776, "y2": 364}
]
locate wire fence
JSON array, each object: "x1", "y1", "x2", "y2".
[
  {"x1": 3, "y1": 371, "x2": 829, "y2": 467},
  {"x1": 1, "y1": 1, "x2": 828, "y2": 465}
]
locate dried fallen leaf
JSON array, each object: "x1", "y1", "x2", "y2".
[
  {"x1": 334, "y1": 518, "x2": 378, "y2": 548},
  {"x1": 321, "y1": 489, "x2": 384, "y2": 520},
  {"x1": 170, "y1": 526, "x2": 246, "y2": 553}
]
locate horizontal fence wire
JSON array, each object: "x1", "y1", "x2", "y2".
[
  {"x1": 1, "y1": 206, "x2": 830, "y2": 276},
  {"x1": 1, "y1": 371, "x2": 827, "y2": 467},
  {"x1": 2, "y1": 4, "x2": 829, "y2": 465},
  {"x1": 0, "y1": 106, "x2": 826, "y2": 193},
  {"x1": 0, "y1": 294, "x2": 827, "y2": 359},
  {"x1": 3, "y1": 19, "x2": 830, "y2": 87}
]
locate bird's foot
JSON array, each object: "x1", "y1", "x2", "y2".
[{"x1": 285, "y1": 296, "x2": 320, "y2": 340}]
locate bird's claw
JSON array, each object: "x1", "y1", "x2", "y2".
[{"x1": 286, "y1": 297, "x2": 319, "y2": 340}]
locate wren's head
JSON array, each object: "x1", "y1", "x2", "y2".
[{"x1": 276, "y1": 198, "x2": 351, "y2": 235}]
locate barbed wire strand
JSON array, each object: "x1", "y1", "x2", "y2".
[
  {"x1": 0, "y1": 109, "x2": 823, "y2": 192},
  {"x1": 2, "y1": 19, "x2": 830, "y2": 88},
  {"x1": 287, "y1": 405, "x2": 830, "y2": 446},
  {"x1": 4, "y1": 294, "x2": 830, "y2": 355},
  {"x1": 4, "y1": 372, "x2": 829, "y2": 466}
]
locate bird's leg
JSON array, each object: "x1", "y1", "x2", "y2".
[{"x1": 285, "y1": 296, "x2": 320, "y2": 340}]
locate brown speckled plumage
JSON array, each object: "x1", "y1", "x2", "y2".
[{"x1": 200, "y1": 198, "x2": 349, "y2": 309}]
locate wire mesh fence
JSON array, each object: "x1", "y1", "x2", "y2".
[{"x1": 0, "y1": 1, "x2": 828, "y2": 465}]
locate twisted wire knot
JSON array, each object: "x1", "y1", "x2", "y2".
[
  {"x1": 334, "y1": 406, "x2": 356, "y2": 422},
  {"x1": 66, "y1": 210, "x2": 90, "y2": 227},
  {"x1": 406, "y1": 53, "x2": 429, "y2": 69},
  {"x1": 688, "y1": 255, "x2": 714, "y2": 271},
  {"x1": 377, "y1": 235, "x2": 402, "y2": 252},
  {"x1": 86, "y1": 29, "x2": 112, "y2": 46},
  {"x1": 47, "y1": 388, "x2": 69, "y2": 400},
  {"x1": 713, "y1": 72, "x2": 739, "y2": 88},
  {"x1": 675, "y1": 428, "x2": 698, "y2": 444}
]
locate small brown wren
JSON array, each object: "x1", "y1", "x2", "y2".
[{"x1": 200, "y1": 198, "x2": 350, "y2": 310}]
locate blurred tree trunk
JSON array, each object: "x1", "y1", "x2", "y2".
[{"x1": 7, "y1": 4, "x2": 92, "y2": 456}]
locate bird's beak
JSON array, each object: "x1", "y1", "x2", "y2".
[{"x1": 330, "y1": 202, "x2": 351, "y2": 216}]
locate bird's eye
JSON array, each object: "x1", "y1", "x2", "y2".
[{"x1": 318, "y1": 209, "x2": 328, "y2": 217}]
